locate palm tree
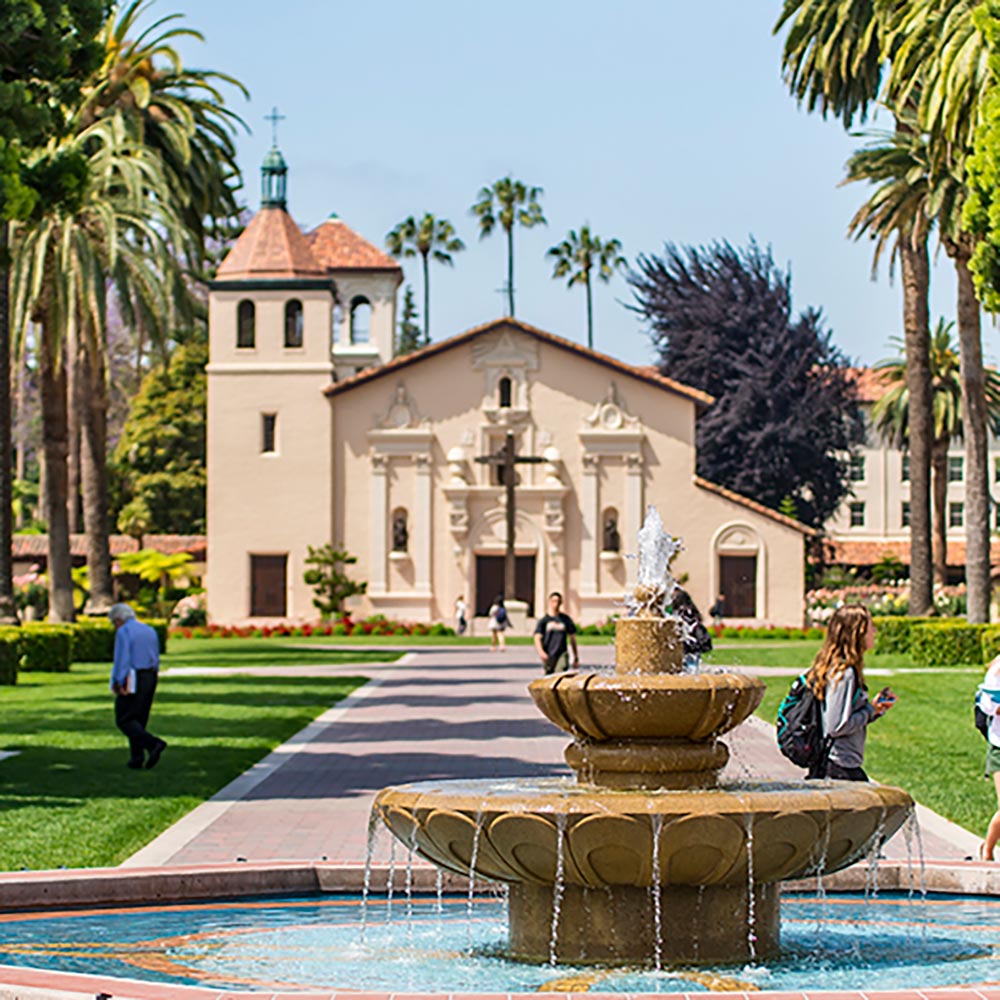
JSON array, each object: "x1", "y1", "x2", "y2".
[
  {"x1": 471, "y1": 176, "x2": 545, "y2": 317},
  {"x1": 880, "y1": 0, "x2": 992, "y2": 621},
  {"x1": 68, "y1": 1, "x2": 244, "y2": 613},
  {"x1": 775, "y1": 0, "x2": 936, "y2": 615},
  {"x1": 11, "y1": 117, "x2": 190, "y2": 620},
  {"x1": 547, "y1": 226, "x2": 625, "y2": 349},
  {"x1": 872, "y1": 322, "x2": 1000, "y2": 584},
  {"x1": 385, "y1": 214, "x2": 464, "y2": 343}
]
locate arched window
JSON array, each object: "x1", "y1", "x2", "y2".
[
  {"x1": 602, "y1": 507, "x2": 621, "y2": 553},
  {"x1": 237, "y1": 299, "x2": 256, "y2": 348},
  {"x1": 284, "y1": 299, "x2": 303, "y2": 348},
  {"x1": 350, "y1": 296, "x2": 371, "y2": 344},
  {"x1": 498, "y1": 376, "x2": 512, "y2": 408},
  {"x1": 391, "y1": 507, "x2": 409, "y2": 553}
]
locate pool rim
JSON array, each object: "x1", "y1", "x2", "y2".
[{"x1": 0, "y1": 859, "x2": 998, "y2": 1000}]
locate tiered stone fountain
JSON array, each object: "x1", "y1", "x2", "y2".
[{"x1": 375, "y1": 509, "x2": 913, "y2": 965}]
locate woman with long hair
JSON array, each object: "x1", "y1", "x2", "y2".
[
  {"x1": 976, "y1": 658, "x2": 1000, "y2": 859},
  {"x1": 807, "y1": 604, "x2": 896, "y2": 781}
]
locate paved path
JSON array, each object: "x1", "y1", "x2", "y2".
[{"x1": 125, "y1": 646, "x2": 979, "y2": 868}]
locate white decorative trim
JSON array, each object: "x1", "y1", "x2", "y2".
[
  {"x1": 584, "y1": 381, "x2": 639, "y2": 431},
  {"x1": 374, "y1": 382, "x2": 428, "y2": 430},
  {"x1": 207, "y1": 363, "x2": 336, "y2": 375}
]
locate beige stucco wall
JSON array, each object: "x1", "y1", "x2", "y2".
[
  {"x1": 330, "y1": 324, "x2": 807, "y2": 627},
  {"x1": 331, "y1": 271, "x2": 400, "y2": 378},
  {"x1": 206, "y1": 285, "x2": 336, "y2": 622}
]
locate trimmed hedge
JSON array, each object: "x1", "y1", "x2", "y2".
[
  {"x1": 910, "y1": 621, "x2": 989, "y2": 666},
  {"x1": 148, "y1": 619, "x2": 168, "y2": 654},
  {"x1": 71, "y1": 620, "x2": 116, "y2": 663},
  {"x1": 17, "y1": 624, "x2": 73, "y2": 672},
  {"x1": 980, "y1": 625, "x2": 1000, "y2": 663},
  {"x1": 871, "y1": 615, "x2": 965, "y2": 655},
  {"x1": 0, "y1": 633, "x2": 18, "y2": 684}
]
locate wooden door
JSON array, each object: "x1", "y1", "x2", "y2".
[
  {"x1": 250, "y1": 554, "x2": 287, "y2": 617},
  {"x1": 475, "y1": 555, "x2": 536, "y2": 616},
  {"x1": 719, "y1": 555, "x2": 757, "y2": 618}
]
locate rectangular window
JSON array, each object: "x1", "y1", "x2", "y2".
[
  {"x1": 849, "y1": 501, "x2": 865, "y2": 527},
  {"x1": 901, "y1": 454, "x2": 910, "y2": 482},
  {"x1": 994, "y1": 456, "x2": 1000, "y2": 483},
  {"x1": 901, "y1": 501, "x2": 910, "y2": 528},
  {"x1": 849, "y1": 454, "x2": 866, "y2": 482},
  {"x1": 261, "y1": 413, "x2": 277, "y2": 454},
  {"x1": 948, "y1": 456, "x2": 964, "y2": 482},
  {"x1": 949, "y1": 501, "x2": 965, "y2": 528}
]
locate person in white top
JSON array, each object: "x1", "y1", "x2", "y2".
[{"x1": 977, "y1": 659, "x2": 1000, "y2": 860}]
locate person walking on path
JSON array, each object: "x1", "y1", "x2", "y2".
[
  {"x1": 671, "y1": 587, "x2": 713, "y2": 671},
  {"x1": 534, "y1": 591, "x2": 580, "y2": 674},
  {"x1": 806, "y1": 604, "x2": 896, "y2": 781},
  {"x1": 708, "y1": 593, "x2": 726, "y2": 628},
  {"x1": 977, "y1": 659, "x2": 1000, "y2": 859},
  {"x1": 455, "y1": 595, "x2": 468, "y2": 636},
  {"x1": 487, "y1": 595, "x2": 509, "y2": 651},
  {"x1": 109, "y1": 603, "x2": 167, "y2": 770}
]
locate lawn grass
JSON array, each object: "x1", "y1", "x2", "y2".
[
  {"x1": 0, "y1": 663, "x2": 367, "y2": 870},
  {"x1": 706, "y1": 638, "x2": 995, "y2": 840},
  {"x1": 161, "y1": 637, "x2": 405, "y2": 668}
]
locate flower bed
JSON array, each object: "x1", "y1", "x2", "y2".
[
  {"x1": 170, "y1": 615, "x2": 455, "y2": 639},
  {"x1": 806, "y1": 583, "x2": 966, "y2": 625}
]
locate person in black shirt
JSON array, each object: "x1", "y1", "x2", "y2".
[{"x1": 533, "y1": 592, "x2": 580, "y2": 674}]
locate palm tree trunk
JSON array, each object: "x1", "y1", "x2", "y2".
[
  {"x1": 932, "y1": 436, "x2": 949, "y2": 586},
  {"x1": 422, "y1": 251, "x2": 430, "y2": 345},
  {"x1": 585, "y1": 272, "x2": 594, "y2": 350},
  {"x1": 506, "y1": 226, "x2": 515, "y2": 317},
  {"x1": 79, "y1": 333, "x2": 113, "y2": 613},
  {"x1": 0, "y1": 223, "x2": 19, "y2": 624},
  {"x1": 900, "y1": 234, "x2": 934, "y2": 615},
  {"x1": 954, "y1": 251, "x2": 991, "y2": 622},
  {"x1": 39, "y1": 325, "x2": 75, "y2": 622},
  {"x1": 66, "y1": 332, "x2": 82, "y2": 534}
]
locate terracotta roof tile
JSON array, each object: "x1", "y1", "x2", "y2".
[
  {"x1": 307, "y1": 218, "x2": 402, "y2": 272},
  {"x1": 324, "y1": 317, "x2": 714, "y2": 408},
  {"x1": 13, "y1": 534, "x2": 206, "y2": 560},
  {"x1": 217, "y1": 208, "x2": 326, "y2": 280},
  {"x1": 824, "y1": 537, "x2": 1000, "y2": 567},
  {"x1": 845, "y1": 366, "x2": 893, "y2": 404},
  {"x1": 694, "y1": 476, "x2": 816, "y2": 535}
]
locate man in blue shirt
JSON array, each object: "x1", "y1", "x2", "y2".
[{"x1": 109, "y1": 604, "x2": 167, "y2": 769}]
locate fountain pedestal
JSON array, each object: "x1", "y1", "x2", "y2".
[{"x1": 509, "y1": 882, "x2": 779, "y2": 964}]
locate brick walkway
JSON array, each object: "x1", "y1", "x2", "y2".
[{"x1": 124, "y1": 645, "x2": 978, "y2": 868}]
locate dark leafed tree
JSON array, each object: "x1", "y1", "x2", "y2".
[
  {"x1": 0, "y1": 0, "x2": 107, "y2": 624},
  {"x1": 396, "y1": 285, "x2": 423, "y2": 356},
  {"x1": 629, "y1": 240, "x2": 864, "y2": 528}
]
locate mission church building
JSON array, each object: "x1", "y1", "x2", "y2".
[{"x1": 206, "y1": 147, "x2": 811, "y2": 626}]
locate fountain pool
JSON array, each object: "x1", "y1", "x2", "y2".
[{"x1": 1, "y1": 890, "x2": 999, "y2": 994}]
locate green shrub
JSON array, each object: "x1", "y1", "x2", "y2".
[
  {"x1": 330, "y1": 623, "x2": 348, "y2": 635},
  {"x1": 981, "y1": 625, "x2": 1000, "y2": 663},
  {"x1": 910, "y1": 622, "x2": 989, "y2": 666},
  {"x1": 18, "y1": 624, "x2": 73, "y2": 672},
  {"x1": 70, "y1": 620, "x2": 116, "y2": 663},
  {"x1": 871, "y1": 616, "x2": 964, "y2": 655},
  {"x1": 146, "y1": 618, "x2": 169, "y2": 654},
  {"x1": 0, "y1": 632, "x2": 18, "y2": 684}
]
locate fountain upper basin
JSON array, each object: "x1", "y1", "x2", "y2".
[
  {"x1": 375, "y1": 776, "x2": 913, "y2": 890},
  {"x1": 529, "y1": 670, "x2": 765, "y2": 741}
]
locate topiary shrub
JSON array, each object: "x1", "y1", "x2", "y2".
[
  {"x1": 872, "y1": 616, "x2": 964, "y2": 655},
  {"x1": 911, "y1": 621, "x2": 989, "y2": 666},
  {"x1": 0, "y1": 631, "x2": 19, "y2": 684},
  {"x1": 981, "y1": 625, "x2": 1000, "y2": 664},
  {"x1": 71, "y1": 620, "x2": 116, "y2": 663},
  {"x1": 146, "y1": 618, "x2": 169, "y2": 654},
  {"x1": 19, "y1": 624, "x2": 73, "y2": 672}
]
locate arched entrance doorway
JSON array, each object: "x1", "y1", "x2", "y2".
[{"x1": 712, "y1": 523, "x2": 765, "y2": 620}]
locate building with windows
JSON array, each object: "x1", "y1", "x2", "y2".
[
  {"x1": 205, "y1": 148, "x2": 813, "y2": 625},
  {"x1": 825, "y1": 369, "x2": 1000, "y2": 576}
]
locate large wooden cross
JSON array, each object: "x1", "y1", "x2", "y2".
[{"x1": 474, "y1": 430, "x2": 545, "y2": 600}]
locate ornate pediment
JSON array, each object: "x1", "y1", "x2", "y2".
[
  {"x1": 375, "y1": 382, "x2": 427, "y2": 429},
  {"x1": 471, "y1": 330, "x2": 540, "y2": 371},
  {"x1": 583, "y1": 382, "x2": 638, "y2": 431}
]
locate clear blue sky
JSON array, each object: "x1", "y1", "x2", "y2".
[{"x1": 166, "y1": 0, "x2": 971, "y2": 368}]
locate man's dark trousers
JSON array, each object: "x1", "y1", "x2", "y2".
[{"x1": 115, "y1": 669, "x2": 160, "y2": 764}]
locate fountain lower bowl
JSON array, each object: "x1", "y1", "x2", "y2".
[{"x1": 375, "y1": 776, "x2": 913, "y2": 889}]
